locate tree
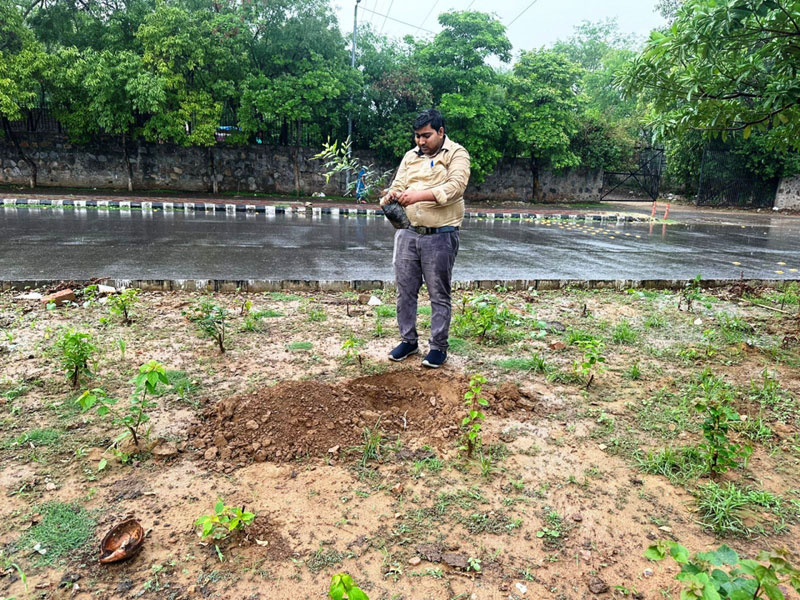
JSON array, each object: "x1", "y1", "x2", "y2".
[
  {"x1": 507, "y1": 50, "x2": 584, "y2": 201},
  {"x1": 48, "y1": 47, "x2": 164, "y2": 190},
  {"x1": 134, "y1": 3, "x2": 248, "y2": 192},
  {"x1": 0, "y1": 0, "x2": 48, "y2": 187},
  {"x1": 622, "y1": 0, "x2": 800, "y2": 152},
  {"x1": 411, "y1": 10, "x2": 512, "y2": 182}
]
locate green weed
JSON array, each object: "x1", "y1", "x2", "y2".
[
  {"x1": 20, "y1": 502, "x2": 95, "y2": 565},
  {"x1": 611, "y1": 320, "x2": 638, "y2": 344},
  {"x1": 496, "y1": 353, "x2": 547, "y2": 373}
]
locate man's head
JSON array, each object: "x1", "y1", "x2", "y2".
[{"x1": 413, "y1": 109, "x2": 445, "y2": 156}]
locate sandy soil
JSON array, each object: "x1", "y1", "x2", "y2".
[{"x1": 0, "y1": 283, "x2": 799, "y2": 600}]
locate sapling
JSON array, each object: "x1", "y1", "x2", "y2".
[
  {"x1": 55, "y1": 329, "x2": 99, "y2": 388},
  {"x1": 185, "y1": 298, "x2": 228, "y2": 353},
  {"x1": 313, "y1": 138, "x2": 391, "y2": 201},
  {"x1": 692, "y1": 370, "x2": 752, "y2": 474},
  {"x1": 108, "y1": 288, "x2": 139, "y2": 324},
  {"x1": 461, "y1": 374, "x2": 489, "y2": 458},
  {"x1": 329, "y1": 573, "x2": 369, "y2": 600},
  {"x1": 645, "y1": 540, "x2": 800, "y2": 600},
  {"x1": 194, "y1": 499, "x2": 255, "y2": 561},
  {"x1": 77, "y1": 360, "x2": 169, "y2": 448},
  {"x1": 573, "y1": 339, "x2": 606, "y2": 389}
]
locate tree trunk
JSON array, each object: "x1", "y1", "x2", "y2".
[
  {"x1": 293, "y1": 118, "x2": 301, "y2": 196},
  {"x1": 530, "y1": 155, "x2": 540, "y2": 203},
  {"x1": 280, "y1": 117, "x2": 288, "y2": 146},
  {"x1": 122, "y1": 132, "x2": 134, "y2": 191},
  {"x1": 208, "y1": 146, "x2": 218, "y2": 194},
  {"x1": 2, "y1": 117, "x2": 37, "y2": 188}
]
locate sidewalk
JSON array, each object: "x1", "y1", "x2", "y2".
[{"x1": 2, "y1": 186, "x2": 799, "y2": 225}]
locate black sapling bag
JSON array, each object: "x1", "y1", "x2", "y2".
[{"x1": 381, "y1": 200, "x2": 410, "y2": 230}]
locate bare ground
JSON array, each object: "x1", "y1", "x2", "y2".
[{"x1": 0, "y1": 283, "x2": 799, "y2": 600}]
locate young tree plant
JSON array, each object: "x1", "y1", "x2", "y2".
[
  {"x1": 645, "y1": 540, "x2": 800, "y2": 600},
  {"x1": 185, "y1": 298, "x2": 228, "y2": 353},
  {"x1": 573, "y1": 339, "x2": 606, "y2": 389},
  {"x1": 460, "y1": 374, "x2": 489, "y2": 458},
  {"x1": 329, "y1": 573, "x2": 369, "y2": 600},
  {"x1": 77, "y1": 360, "x2": 169, "y2": 449},
  {"x1": 313, "y1": 138, "x2": 392, "y2": 201},
  {"x1": 55, "y1": 329, "x2": 99, "y2": 388},
  {"x1": 194, "y1": 499, "x2": 255, "y2": 561},
  {"x1": 108, "y1": 288, "x2": 139, "y2": 324}
]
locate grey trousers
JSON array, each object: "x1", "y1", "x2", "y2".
[{"x1": 393, "y1": 228, "x2": 459, "y2": 351}]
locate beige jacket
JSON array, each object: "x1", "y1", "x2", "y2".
[{"x1": 388, "y1": 136, "x2": 471, "y2": 228}]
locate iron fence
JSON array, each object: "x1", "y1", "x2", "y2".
[{"x1": 696, "y1": 149, "x2": 778, "y2": 208}]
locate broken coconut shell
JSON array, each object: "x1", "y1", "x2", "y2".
[{"x1": 99, "y1": 518, "x2": 145, "y2": 564}]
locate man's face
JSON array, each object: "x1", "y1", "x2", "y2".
[{"x1": 414, "y1": 124, "x2": 445, "y2": 156}]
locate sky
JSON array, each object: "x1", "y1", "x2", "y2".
[{"x1": 333, "y1": 0, "x2": 667, "y2": 54}]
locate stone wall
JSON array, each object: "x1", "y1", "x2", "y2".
[
  {"x1": 0, "y1": 133, "x2": 602, "y2": 202},
  {"x1": 775, "y1": 175, "x2": 800, "y2": 210}
]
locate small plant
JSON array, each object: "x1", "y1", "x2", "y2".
[
  {"x1": 358, "y1": 421, "x2": 383, "y2": 467},
  {"x1": 479, "y1": 452, "x2": 494, "y2": 479},
  {"x1": 497, "y1": 353, "x2": 547, "y2": 373},
  {"x1": 623, "y1": 361, "x2": 642, "y2": 380},
  {"x1": 116, "y1": 338, "x2": 127, "y2": 360},
  {"x1": 692, "y1": 370, "x2": 752, "y2": 474},
  {"x1": 341, "y1": 334, "x2": 364, "y2": 367},
  {"x1": 185, "y1": 298, "x2": 228, "y2": 353},
  {"x1": 611, "y1": 320, "x2": 637, "y2": 344},
  {"x1": 77, "y1": 360, "x2": 169, "y2": 449},
  {"x1": 108, "y1": 288, "x2": 139, "y2": 324},
  {"x1": 466, "y1": 557, "x2": 482, "y2": 572},
  {"x1": 453, "y1": 295, "x2": 519, "y2": 344},
  {"x1": 645, "y1": 540, "x2": 800, "y2": 600},
  {"x1": 573, "y1": 339, "x2": 606, "y2": 389},
  {"x1": 328, "y1": 572, "x2": 369, "y2": 600},
  {"x1": 55, "y1": 329, "x2": 99, "y2": 388},
  {"x1": 679, "y1": 274, "x2": 703, "y2": 312},
  {"x1": 460, "y1": 374, "x2": 489, "y2": 458},
  {"x1": 195, "y1": 499, "x2": 255, "y2": 560},
  {"x1": 307, "y1": 305, "x2": 328, "y2": 322}
]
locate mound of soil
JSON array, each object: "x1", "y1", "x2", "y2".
[{"x1": 188, "y1": 369, "x2": 534, "y2": 465}]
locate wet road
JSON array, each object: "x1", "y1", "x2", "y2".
[{"x1": 1, "y1": 206, "x2": 799, "y2": 281}]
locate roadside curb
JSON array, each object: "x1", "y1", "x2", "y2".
[
  {"x1": 1, "y1": 197, "x2": 648, "y2": 223},
  {"x1": 2, "y1": 278, "x2": 796, "y2": 293}
]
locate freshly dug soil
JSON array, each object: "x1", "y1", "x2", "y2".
[{"x1": 189, "y1": 369, "x2": 534, "y2": 464}]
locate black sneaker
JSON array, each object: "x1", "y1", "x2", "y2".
[
  {"x1": 422, "y1": 349, "x2": 447, "y2": 369},
  {"x1": 388, "y1": 342, "x2": 419, "y2": 362}
]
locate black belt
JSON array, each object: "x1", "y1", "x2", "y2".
[{"x1": 410, "y1": 225, "x2": 459, "y2": 235}]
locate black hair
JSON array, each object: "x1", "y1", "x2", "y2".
[{"x1": 413, "y1": 109, "x2": 445, "y2": 132}]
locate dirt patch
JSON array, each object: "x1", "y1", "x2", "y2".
[{"x1": 188, "y1": 369, "x2": 537, "y2": 465}]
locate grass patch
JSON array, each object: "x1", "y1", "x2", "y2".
[
  {"x1": 644, "y1": 313, "x2": 666, "y2": 329},
  {"x1": 611, "y1": 321, "x2": 637, "y2": 344},
  {"x1": 635, "y1": 446, "x2": 706, "y2": 484},
  {"x1": 417, "y1": 305, "x2": 432, "y2": 316},
  {"x1": 287, "y1": 341, "x2": 313, "y2": 352},
  {"x1": 306, "y1": 547, "x2": 345, "y2": 573},
  {"x1": 565, "y1": 328, "x2": 599, "y2": 345},
  {"x1": 7, "y1": 428, "x2": 62, "y2": 449},
  {"x1": 20, "y1": 502, "x2": 95, "y2": 565},
  {"x1": 694, "y1": 483, "x2": 797, "y2": 537},
  {"x1": 375, "y1": 305, "x2": 396, "y2": 319},
  {"x1": 496, "y1": 353, "x2": 547, "y2": 373}
]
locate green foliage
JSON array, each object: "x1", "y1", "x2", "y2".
[
  {"x1": 573, "y1": 339, "x2": 607, "y2": 389},
  {"x1": 77, "y1": 360, "x2": 168, "y2": 448},
  {"x1": 20, "y1": 502, "x2": 95, "y2": 566},
  {"x1": 646, "y1": 540, "x2": 800, "y2": 600},
  {"x1": 691, "y1": 370, "x2": 752, "y2": 474},
  {"x1": 611, "y1": 320, "x2": 637, "y2": 344},
  {"x1": 55, "y1": 329, "x2": 98, "y2": 388},
  {"x1": 341, "y1": 334, "x2": 364, "y2": 367},
  {"x1": 108, "y1": 288, "x2": 139, "y2": 324},
  {"x1": 313, "y1": 138, "x2": 392, "y2": 200},
  {"x1": 460, "y1": 374, "x2": 489, "y2": 458},
  {"x1": 195, "y1": 499, "x2": 255, "y2": 542},
  {"x1": 622, "y1": 0, "x2": 800, "y2": 152},
  {"x1": 636, "y1": 445, "x2": 707, "y2": 484},
  {"x1": 329, "y1": 572, "x2": 369, "y2": 600},
  {"x1": 185, "y1": 298, "x2": 228, "y2": 353},
  {"x1": 358, "y1": 422, "x2": 383, "y2": 468},
  {"x1": 496, "y1": 353, "x2": 547, "y2": 373},
  {"x1": 452, "y1": 294, "x2": 519, "y2": 344}
]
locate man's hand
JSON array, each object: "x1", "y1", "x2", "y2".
[
  {"x1": 398, "y1": 189, "x2": 435, "y2": 206},
  {"x1": 380, "y1": 190, "x2": 400, "y2": 206}
]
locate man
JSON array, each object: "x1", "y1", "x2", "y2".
[{"x1": 380, "y1": 109, "x2": 471, "y2": 369}]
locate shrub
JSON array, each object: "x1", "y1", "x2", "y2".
[{"x1": 55, "y1": 329, "x2": 98, "y2": 388}]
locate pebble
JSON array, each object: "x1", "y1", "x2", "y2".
[
  {"x1": 246, "y1": 420, "x2": 259, "y2": 430},
  {"x1": 515, "y1": 582, "x2": 528, "y2": 595},
  {"x1": 408, "y1": 557, "x2": 421, "y2": 566},
  {"x1": 204, "y1": 447, "x2": 218, "y2": 460},
  {"x1": 643, "y1": 568, "x2": 654, "y2": 577}
]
